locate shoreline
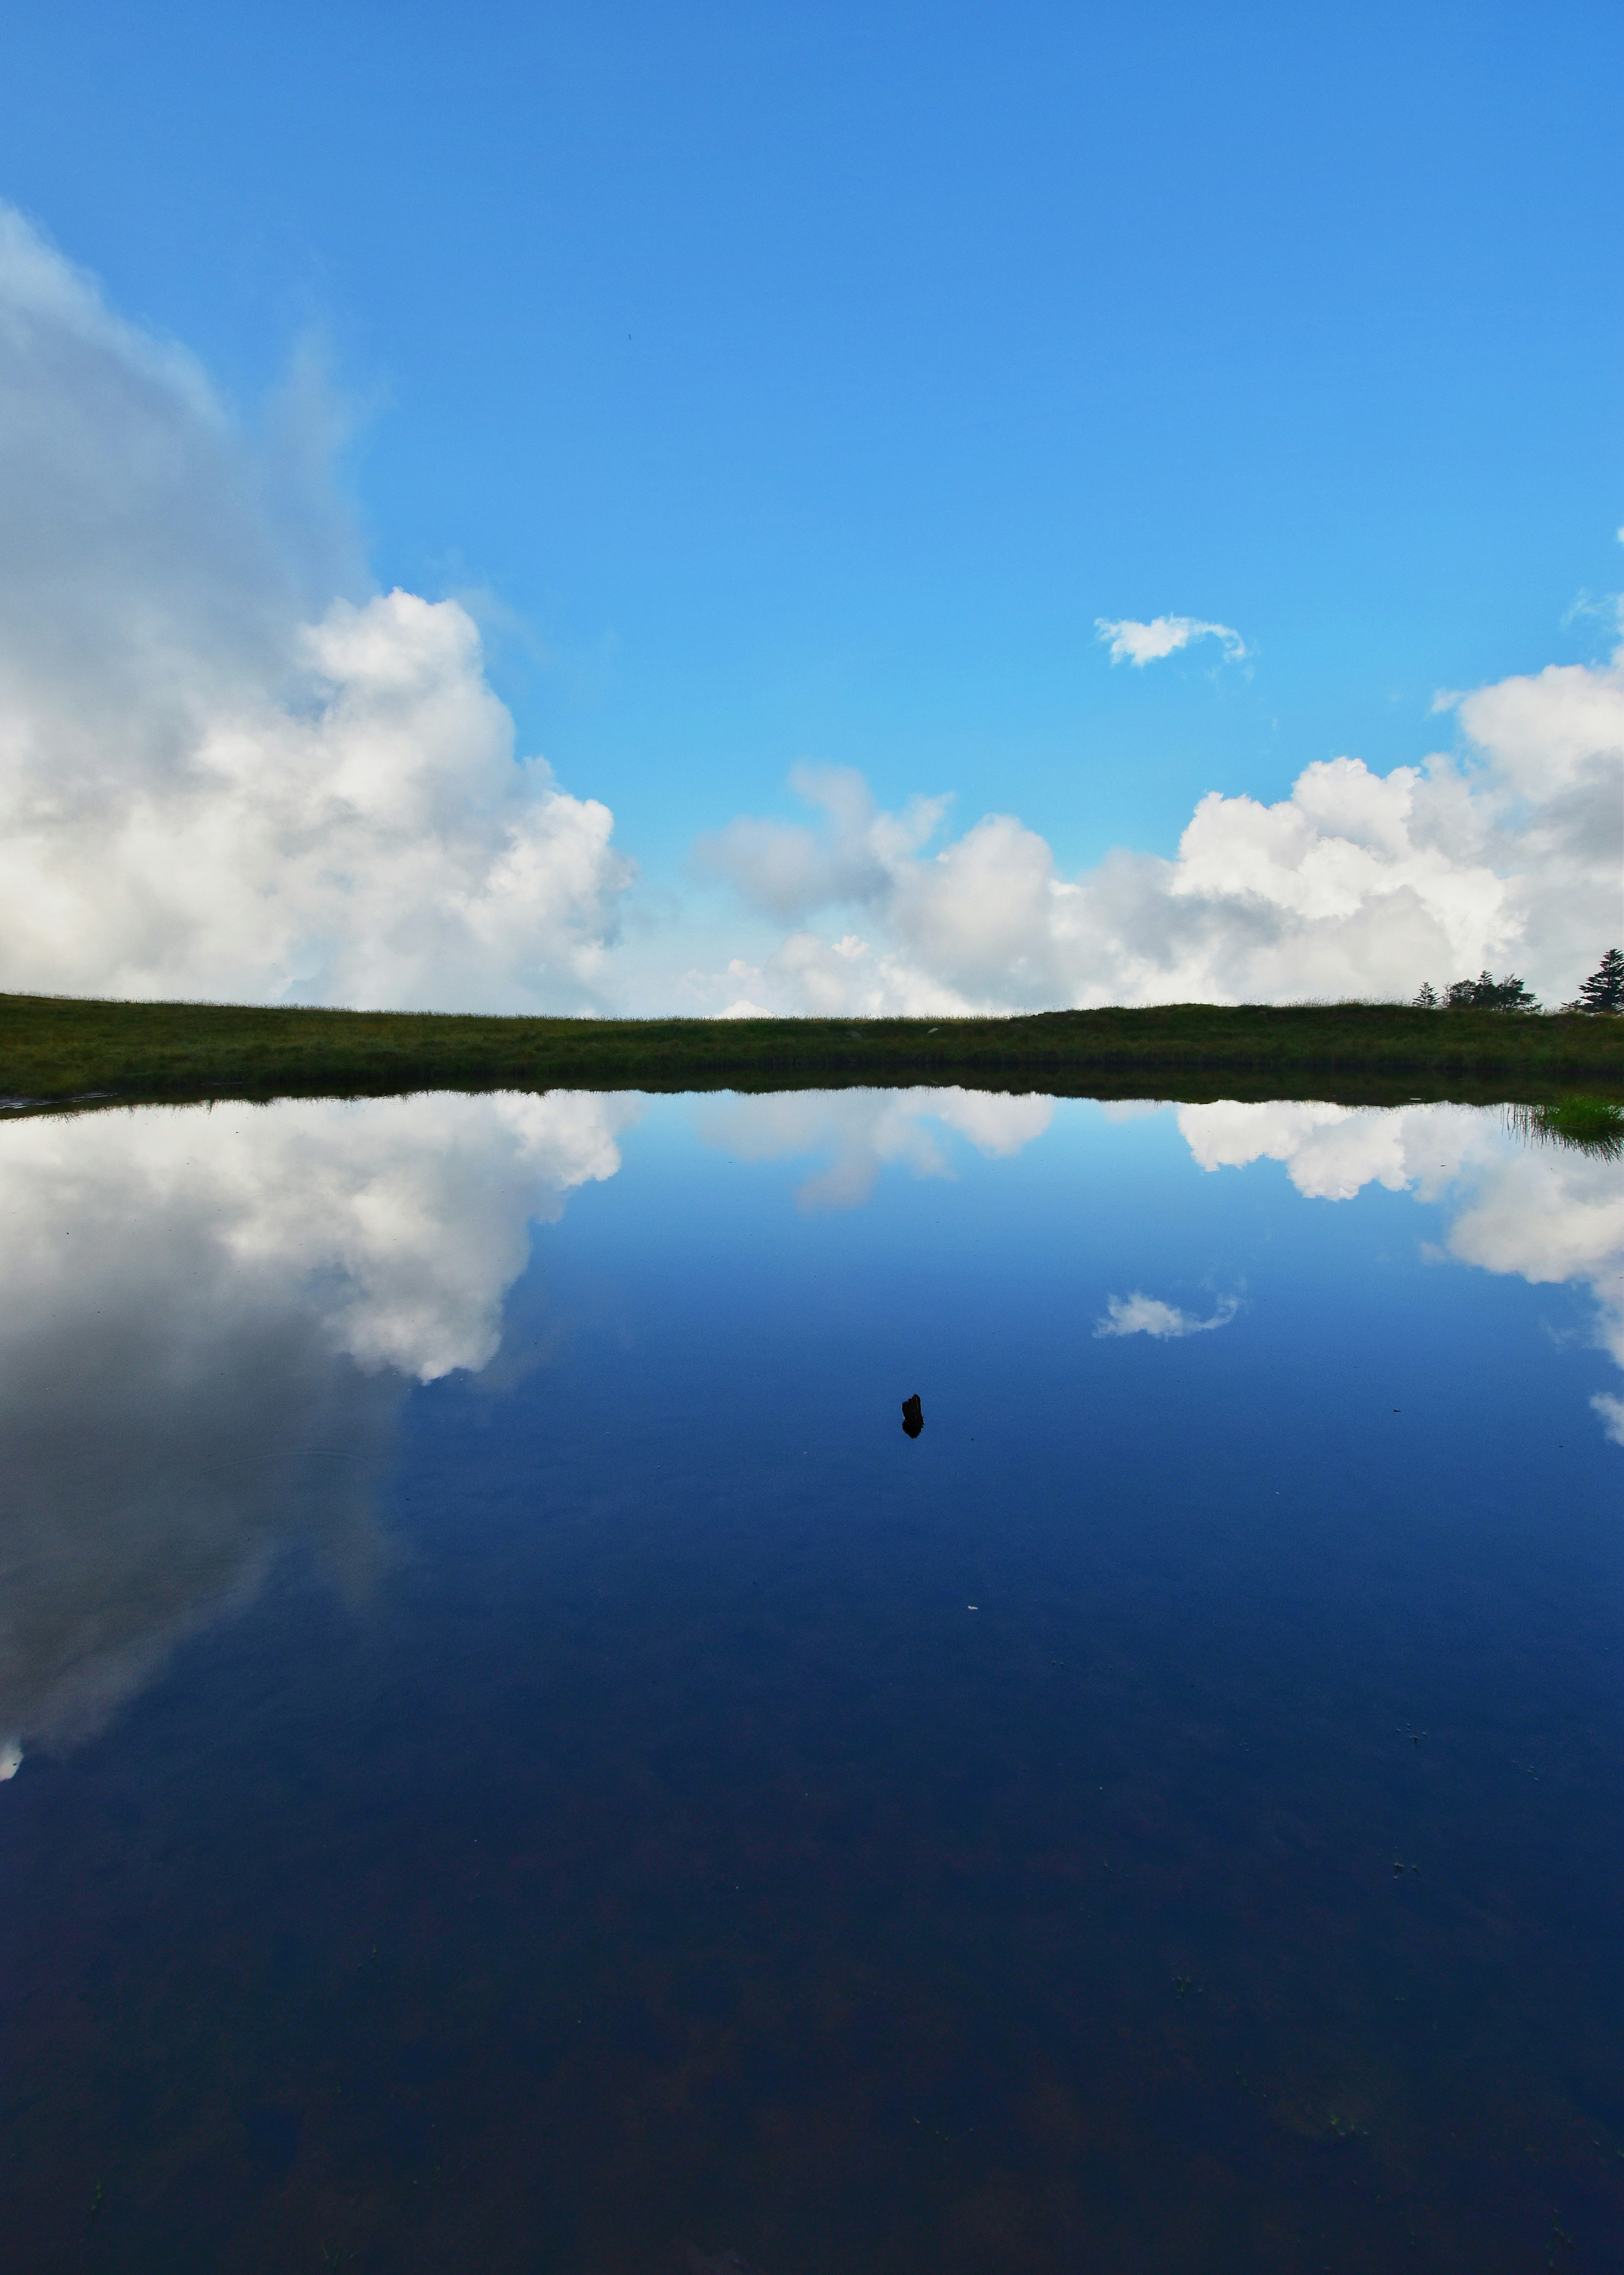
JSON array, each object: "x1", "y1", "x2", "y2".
[{"x1": 2, "y1": 993, "x2": 1620, "y2": 1117}]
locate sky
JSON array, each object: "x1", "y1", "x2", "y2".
[{"x1": 0, "y1": 0, "x2": 1620, "y2": 1012}]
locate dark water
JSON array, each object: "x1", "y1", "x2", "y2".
[{"x1": 2, "y1": 1089, "x2": 1621, "y2": 2272}]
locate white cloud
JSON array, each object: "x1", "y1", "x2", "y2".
[
  {"x1": 686, "y1": 640, "x2": 1623, "y2": 1014},
  {"x1": 694, "y1": 764, "x2": 948, "y2": 924},
  {"x1": 1095, "y1": 1291, "x2": 1239, "y2": 1339},
  {"x1": 0, "y1": 206, "x2": 631, "y2": 1010},
  {"x1": 0, "y1": 1089, "x2": 635, "y2": 1769},
  {"x1": 1095, "y1": 615, "x2": 1248, "y2": 667}
]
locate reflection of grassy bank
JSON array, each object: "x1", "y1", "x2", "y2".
[
  {"x1": 1505, "y1": 1097, "x2": 1624, "y2": 1157},
  {"x1": 3, "y1": 993, "x2": 1620, "y2": 1115}
]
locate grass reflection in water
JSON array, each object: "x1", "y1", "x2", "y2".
[{"x1": 1505, "y1": 1097, "x2": 1624, "y2": 1157}]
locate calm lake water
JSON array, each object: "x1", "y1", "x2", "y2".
[{"x1": 2, "y1": 1088, "x2": 1622, "y2": 2273}]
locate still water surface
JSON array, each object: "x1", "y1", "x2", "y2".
[{"x1": 2, "y1": 1088, "x2": 1622, "y2": 2272}]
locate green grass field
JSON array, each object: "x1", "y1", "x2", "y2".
[{"x1": 3, "y1": 992, "x2": 1620, "y2": 1115}]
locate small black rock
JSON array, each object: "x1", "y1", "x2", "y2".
[{"x1": 902, "y1": 1393, "x2": 923, "y2": 1438}]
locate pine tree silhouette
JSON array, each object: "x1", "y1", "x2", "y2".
[{"x1": 1578, "y1": 948, "x2": 1624, "y2": 1013}]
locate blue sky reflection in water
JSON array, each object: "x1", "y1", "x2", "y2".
[{"x1": 1, "y1": 1091, "x2": 1622, "y2": 2272}]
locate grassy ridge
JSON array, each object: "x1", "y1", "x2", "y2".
[{"x1": 2, "y1": 992, "x2": 1621, "y2": 1114}]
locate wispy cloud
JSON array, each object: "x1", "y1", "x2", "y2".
[
  {"x1": 1094, "y1": 1292, "x2": 1239, "y2": 1339},
  {"x1": 1095, "y1": 614, "x2": 1248, "y2": 667}
]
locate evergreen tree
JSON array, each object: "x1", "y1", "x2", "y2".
[
  {"x1": 1444, "y1": 970, "x2": 1539, "y2": 1011},
  {"x1": 1578, "y1": 948, "x2": 1624, "y2": 1014},
  {"x1": 1412, "y1": 981, "x2": 1438, "y2": 1007}
]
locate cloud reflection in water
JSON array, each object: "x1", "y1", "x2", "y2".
[
  {"x1": 700, "y1": 1086, "x2": 1624, "y2": 1434},
  {"x1": 1095, "y1": 1291, "x2": 1240, "y2": 1339},
  {"x1": 0, "y1": 1091, "x2": 636, "y2": 1773},
  {"x1": 1177, "y1": 1098, "x2": 1624, "y2": 1428},
  {"x1": 698, "y1": 1086, "x2": 1053, "y2": 1210},
  {"x1": 3, "y1": 1081, "x2": 1618, "y2": 1785}
]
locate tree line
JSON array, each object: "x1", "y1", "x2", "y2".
[{"x1": 1411, "y1": 948, "x2": 1624, "y2": 1014}]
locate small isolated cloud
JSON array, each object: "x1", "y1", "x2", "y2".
[
  {"x1": 1095, "y1": 615, "x2": 1248, "y2": 667},
  {"x1": 1095, "y1": 1291, "x2": 1239, "y2": 1339},
  {"x1": 1592, "y1": 1392, "x2": 1624, "y2": 1446}
]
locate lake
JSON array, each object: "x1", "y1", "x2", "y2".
[{"x1": 2, "y1": 1088, "x2": 1621, "y2": 2273}]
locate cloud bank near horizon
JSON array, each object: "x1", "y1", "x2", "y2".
[
  {"x1": 0, "y1": 207, "x2": 1619, "y2": 1020},
  {"x1": 693, "y1": 648, "x2": 1623, "y2": 1015},
  {"x1": 0, "y1": 208, "x2": 631, "y2": 1012}
]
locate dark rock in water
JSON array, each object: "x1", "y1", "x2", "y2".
[{"x1": 902, "y1": 1393, "x2": 923, "y2": 1438}]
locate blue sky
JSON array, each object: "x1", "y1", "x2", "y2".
[{"x1": 0, "y1": 0, "x2": 1620, "y2": 1011}]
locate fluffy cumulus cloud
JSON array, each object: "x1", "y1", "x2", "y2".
[
  {"x1": 0, "y1": 208, "x2": 630, "y2": 1009},
  {"x1": 1095, "y1": 615, "x2": 1248, "y2": 667},
  {"x1": 1095, "y1": 1291, "x2": 1239, "y2": 1339},
  {"x1": 690, "y1": 641, "x2": 1624, "y2": 1014},
  {"x1": 0, "y1": 1090, "x2": 635, "y2": 1770}
]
